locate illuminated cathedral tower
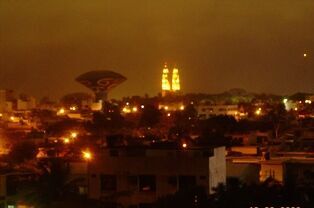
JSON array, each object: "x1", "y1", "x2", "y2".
[
  {"x1": 161, "y1": 63, "x2": 181, "y2": 96},
  {"x1": 161, "y1": 63, "x2": 171, "y2": 96},
  {"x1": 171, "y1": 67, "x2": 180, "y2": 92}
]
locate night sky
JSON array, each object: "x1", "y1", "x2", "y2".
[{"x1": 0, "y1": 0, "x2": 313, "y2": 99}]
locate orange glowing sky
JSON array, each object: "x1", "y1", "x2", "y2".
[{"x1": 0, "y1": 0, "x2": 313, "y2": 99}]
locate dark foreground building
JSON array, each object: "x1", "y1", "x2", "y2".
[{"x1": 71, "y1": 146, "x2": 226, "y2": 208}]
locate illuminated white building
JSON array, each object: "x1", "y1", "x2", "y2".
[
  {"x1": 171, "y1": 67, "x2": 180, "y2": 92},
  {"x1": 161, "y1": 63, "x2": 171, "y2": 96},
  {"x1": 197, "y1": 103, "x2": 239, "y2": 119},
  {"x1": 161, "y1": 63, "x2": 181, "y2": 96}
]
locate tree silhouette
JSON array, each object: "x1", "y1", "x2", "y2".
[
  {"x1": 263, "y1": 103, "x2": 288, "y2": 139},
  {"x1": 9, "y1": 141, "x2": 38, "y2": 164},
  {"x1": 139, "y1": 104, "x2": 162, "y2": 127}
]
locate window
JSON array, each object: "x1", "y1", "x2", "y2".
[
  {"x1": 127, "y1": 175, "x2": 138, "y2": 186},
  {"x1": 6, "y1": 176, "x2": 18, "y2": 196},
  {"x1": 100, "y1": 175, "x2": 117, "y2": 192},
  {"x1": 178, "y1": 175, "x2": 196, "y2": 190},
  {"x1": 110, "y1": 149, "x2": 119, "y2": 156},
  {"x1": 139, "y1": 175, "x2": 156, "y2": 192},
  {"x1": 168, "y1": 176, "x2": 177, "y2": 186},
  {"x1": 78, "y1": 186, "x2": 87, "y2": 195}
]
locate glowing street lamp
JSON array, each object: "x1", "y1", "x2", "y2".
[
  {"x1": 132, "y1": 107, "x2": 138, "y2": 112},
  {"x1": 57, "y1": 108, "x2": 65, "y2": 115},
  {"x1": 70, "y1": 106, "x2": 77, "y2": 111},
  {"x1": 82, "y1": 150, "x2": 92, "y2": 161},
  {"x1": 182, "y1": 143, "x2": 187, "y2": 148},
  {"x1": 255, "y1": 108, "x2": 262, "y2": 116},
  {"x1": 82, "y1": 149, "x2": 93, "y2": 196},
  {"x1": 71, "y1": 132, "x2": 78, "y2": 138},
  {"x1": 63, "y1": 137, "x2": 70, "y2": 144},
  {"x1": 283, "y1": 98, "x2": 288, "y2": 104}
]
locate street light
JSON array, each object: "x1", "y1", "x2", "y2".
[
  {"x1": 255, "y1": 108, "x2": 262, "y2": 116},
  {"x1": 57, "y1": 108, "x2": 65, "y2": 115},
  {"x1": 132, "y1": 106, "x2": 138, "y2": 112},
  {"x1": 82, "y1": 149, "x2": 93, "y2": 196},
  {"x1": 283, "y1": 98, "x2": 288, "y2": 104},
  {"x1": 63, "y1": 137, "x2": 70, "y2": 144},
  {"x1": 82, "y1": 150, "x2": 92, "y2": 161},
  {"x1": 70, "y1": 106, "x2": 77, "y2": 111},
  {"x1": 71, "y1": 132, "x2": 78, "y2": 139}
]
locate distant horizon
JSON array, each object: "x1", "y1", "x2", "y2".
[{"x1": 1, "y1": 87, "x2": 313, "y2": 101}]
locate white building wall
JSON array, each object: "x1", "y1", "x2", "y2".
[
  {"x1": 208, "y1": 146, "x2": 226, "y2": 194},
  {"x1": 197, "y1": 104, "x2": 239, "y2": 119}
]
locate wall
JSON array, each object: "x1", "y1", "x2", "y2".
[{"x1": 208, "y1": 146, "x2": 226, "y2": 194}]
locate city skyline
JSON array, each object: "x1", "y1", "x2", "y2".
[{"x1": 0, "y1": 0, "x2": 313, "y2": 99}]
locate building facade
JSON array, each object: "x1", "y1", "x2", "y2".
[
  {"x1": 197, "y1": 103, "x2": 239, "y2": 119},
  {"x1": 86, "y1": 146, "x2": 226, "y2": 207}
]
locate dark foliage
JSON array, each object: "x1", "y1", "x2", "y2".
[
  {"x1": 139, "y1": 104, "x2": 162, "y2": 127},
  {"x1": 9, "y1": 141, "x2": 38, "y2": 163}
]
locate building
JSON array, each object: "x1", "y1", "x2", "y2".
[
  {"x1": 0, "y1": 90, "x2": 13, "y2": 113},
  {"x1": 158, "y1": 102, "x2": 185, "y2": 112},
  {"x1": 85, "y1": 146, "x2": 226, "y2": 207},
  {"x1": 0, "y1": 90, "x2": 5, "y2": 113},
  {"x1": 226, "y1": 131, "x2": 271, "y2": 146},
  {"x1": 161, "y1": 63, "x2": 181, "y2": 97},
  {"x1": 0, "y1": 171, "x2": 35, "y2": 208},
  {"x1": 227, "y1": 153, "x2": 314, "y2": 185},
  {"x1": 16, "y1": 97, "x2": 36, "y2": 111},
  {"x1": 161, "y1": 64, "x2": 171, "y2": 97},
  {"x1": 171, "y1": 67, "x2": 180, "y2": 92},
  {"x1": 197, "y1": 103, "x2": 239, "y2": 119},
  {"x1": 76, "y1": 70, "x2": 126, "y2": 105}
]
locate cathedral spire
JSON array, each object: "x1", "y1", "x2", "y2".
[
  {"x1": 161, "y1": 63, "x2": 171, "y2": 96},
  {"x1": 171, "y1": 66, "x2": 180, "y2": 92}
]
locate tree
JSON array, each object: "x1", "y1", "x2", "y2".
[
  {"x1": 23, "y1": 158, "x2": 89, "y2": 207},
  {"x1": 9, "y1": 141, "x2": 37, "y2": 164},
  {"x1": 263, "y1": 103, "x2": 288, "y2": 139},
  {"x1": 60, "y1": 92, "x2": 93, "y2": 109},
  {"x1": 200, "y1": 115, "x2": 237, "y2": 136},
  {"x1": 87, "y1": 105, "x2": 125, "y2": 136},
  {"x1": 139, "y1": 104, "x2": 162, "y2": 127}
]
